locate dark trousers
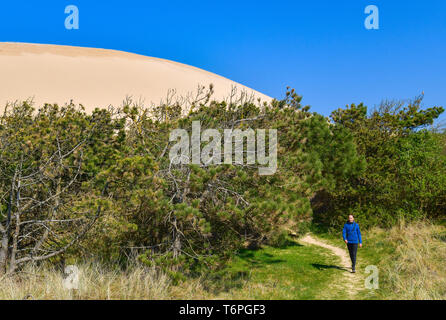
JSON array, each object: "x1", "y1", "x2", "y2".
[{"x1": 347, "y1": 243, "x2": 358, "y2": 270}]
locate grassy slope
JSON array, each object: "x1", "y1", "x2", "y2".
[
  {"x1": 212, "y1": 241, "x2": 349, "y2": 300},
  {"x1": 0, "y1": 240, "x2": 349, "y2": 300},
  {"x1": 313, "y1": 221, "x2": 446, "y2": 300},
  {"x1": 3, "y1": 222, "x2": 443, "y2": 300},
  {"x1": 310, "y1": 230, "x2": 382, "y2": 299}
]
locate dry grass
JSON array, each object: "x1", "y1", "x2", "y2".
[
  {"x1": 369, "y1": 220, "x2": 446, "y2": 299},
  {"x1": 2, "y1": 221, "x2": 445, "y2": 300},
  {"x1": 0, "y1": 239, "x2": 340, "y2": 300},
  {"x1": 0, "y1": 263, "x2": 209, "y2": 300}
]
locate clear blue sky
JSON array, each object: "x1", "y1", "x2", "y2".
[{"x1": 1, "y1": 0, "x2": 445, "y2": 119}]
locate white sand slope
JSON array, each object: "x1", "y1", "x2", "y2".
[{"x1": 0, "y1": 43, "x2": 271, "y2": 113}]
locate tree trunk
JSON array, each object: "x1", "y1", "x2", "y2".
[
  {"x1": 0, "y1": 178, "x2": 15, "y2": 275},
  {"x1": 9, "y1": 177, "x2": 21, "y2": 273},
  {"x1": 0, "y1": 232, "x2": 9, "y2": 275}
]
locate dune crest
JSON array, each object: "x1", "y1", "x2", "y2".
[{"x1": 0, "y1": 42, "x2": 271, "y2": 112}]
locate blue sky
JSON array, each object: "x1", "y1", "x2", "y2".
[{"x1": 1, "y1": 0, "x2": 445, "y2": 120}]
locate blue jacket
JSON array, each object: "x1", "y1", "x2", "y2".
[{"x1": 342, "y1": 222, "x2": 362, "y2": 244}]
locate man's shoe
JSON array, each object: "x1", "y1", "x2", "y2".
[{"x1": 352, "y1": 269, "x2": 356, "y2": 273}]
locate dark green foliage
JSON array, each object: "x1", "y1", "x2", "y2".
[
  {"x1": 1, "y1": 89, "x2": 444, "y2": 276},
  {"x1": 313, "y1": 96, "x2": 446, "y2": 228}
]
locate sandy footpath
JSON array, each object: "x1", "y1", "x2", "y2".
[
  {"x1": 0, "y1": 42, "x2": 271, "y2": 112},
  {"x1": 300, "y1": 234, "x2": 363, "y2": 299}
]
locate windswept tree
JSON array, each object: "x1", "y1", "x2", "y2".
[
  {"x1": 0, "y1": 87, "x2": 368, "y2": 275},
  {"x1": 86, "y1": 88, "x2": 363, "y2": 275},
  {"x1": 0, "y1": 102, "x2": 116, "y2": 274}
]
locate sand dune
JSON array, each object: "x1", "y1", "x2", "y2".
[{"x1": 0, "y1": 43, "x2": 271, "y2": 113}]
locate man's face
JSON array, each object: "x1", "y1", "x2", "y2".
[{"x1": 348, "y1": 215, "x2": 354, "y2": 223}]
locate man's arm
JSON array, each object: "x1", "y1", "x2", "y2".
[{"x1": 342, "y1": 224, "x2": 347, "y2": 243}]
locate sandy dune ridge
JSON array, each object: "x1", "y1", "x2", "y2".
[{"x1": 0, "y1": 42, "x2": 272, "y2": 113}]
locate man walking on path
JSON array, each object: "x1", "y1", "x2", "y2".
[{"x1": 342, "y1": 214, "x2": 362, "y2": 273}]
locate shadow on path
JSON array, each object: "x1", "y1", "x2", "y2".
[{"x1": 312, "y1": 263, "x2": 350, "y2": 272}]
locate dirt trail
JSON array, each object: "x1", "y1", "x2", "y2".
[{"x1": 299, "y1": 234, "x2": 362, "y2": 299}]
